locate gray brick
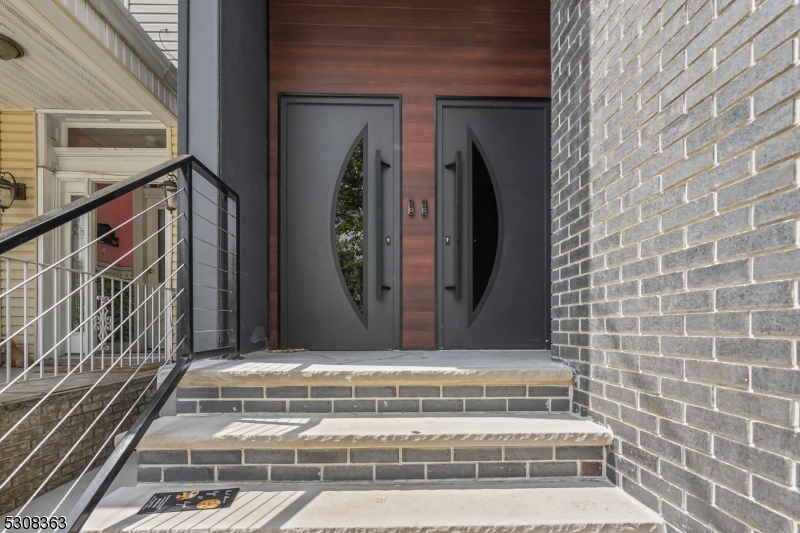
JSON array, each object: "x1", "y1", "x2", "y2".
[
  {"x1": 661, "y1": 336, "x2": 713, "y2": 358},
  {"x1": 191, "y1": 450, "x2": 241, "y2": 465},
  {"x1": 504, "y1": 447, "x2": 553, "y2": 461},
  {"x1": 398, "y1": 386, "x2": 439, "y2": 397},
  {"x1": 717, "y1": 100, "x2": 794, "y2": 161},
  {"x1": 244, "y1": 400, "x2": 286, "y2": 413},
  {"x1": 271, "y1": 466, "x2": 321, "y2": 482},
  {"x1": 717, "y1": 486, "x2": 793, "y2": 533},
  {"x1": 465, "y1": 399, "x2": 506, "y2": 411},
  {"x1": 641, "y1": 272, "x2": 684, "y2": 295},
  {"x1": 640, "y1": 355, "x2": 684, "y2": 377},
  {"x1": 687, "y1": 101, "x2": 750, "y2": 154},
  {"x1": 375, "y1": 464, "x2": 424, "y2": 480},
  {"x1": 297, "y1": 449, "x2": 347, "y2": 464},
  {"x1": 686, "y1": 312, "x2": 748, "y2": 334},
  {"x1": 718, "y1": 160, "x2": 794, "y2": 210},
  {"x1": 717, "y1": 280, "x2": 793, "y2": 310},
  {"x1": 350, "y1": 448, "x2": 399, "y2": 464},
  {"x1": 687, "y1": 153, "x2": 751, "y2": 199},
  {"x1": 137, "y1": 467, "x2": 161, "y2": 482},
  {"x1": 139, "y1": 450, "x2": 188, "y2": 465},
  {"x1": 402, "y1": 448, "x2": 450, "y2": 463},
  {"x1": 607, "y1": 280, "x2": 639, "y2": 299},
  {"x1": 551, "y1": 399, "x2": 571, "y2": 411},
  {"x1": 454, "y1": 447, "x2": 502, "y2": 462},
  {"x1": 333, "y1": 400, "x2": 376, "y2": 413},
  {"x1": 289, "y1": 400, "x2": 331, "y2": 413},
  {"x1": 163, "y1": 467, "x2": 214, "y2": 483},
  {"x1": 660, "y1": 419, "x2": 710, "y2": 453},
  {"x1": 621, "y1": 257, "x2": 659, "y2": 279},
  {"x1": 199, "y1": 400, "x2": 241, "y2": 413},
  {"x1": 221, "y1": 387, "x2": 263, "y2": 398},
  {"x1": 661, "y1": 378, "x2": 712, "y2": 407},
  {"x1": 310, "y1": 386, "x2": 352, "y2": 398},
  {"x1": 687, "y1": 260, "x2": 749, "y2": 288},
  {"x1": 640, "y1": 432, "x2": 682, "y2": 464},
  {"x1": 753, "y1": 248, "x2": 800, "y2": 279},
  {"x1": 378, "y1": 399, "x2": 419, "y2": 413},
  {"x1": 529, "y1": 461, "x2": 578, "y2": 477},
  {"x1": 686, "y1": 407, "x2": 749, "y2": 444},
  {"x1": 621, "y1": 370, "x2": 659, "y2": 393},
  {"x1": 753, "y1": 309, "x2": 800, "y2": 335},
  {"x1": 754, "y1": 188, "x2": 800, "y2": 225},
  {"x1": 686, "y1": 360, "x2": 749, "y2": 388},
  {"x1": 355, "y1": 386, "x2": 396, "y2": 398},
  {"x1": 661, "y1": 291, "x2": 713, "y2": 313},
  {"x1": 177, "y1": 387, "x2": 218, "y2": 399},
  {"x1": 176, "y1": 400, "x2": 197, "y2": 414},
  {"x1": 608, "y1": 351, "x2": 639, "y2": 370},
  {"x1": 442, "y1": 386, "x2": 483, "y2": 397},
  {"x1": 661, "y1": 461, "x2": 712, "y2": 501},
  {"x1": 485, "y1": 385, "x2": 526, "y2": 397},
  {"x1": 422, "y1": 399, "x2": 463, "y2": 412},
  {"x1": 640, "y1": 470, "x2": 682, "y2": 506},
  {"x1": 556, "y1": 447, "x2": 603, "y2": 461},
  {"x1": 719, "y1": 221, "x2": 796, "y2": 261},
  {"x1": 687, "y1": 495, "x2": 749, "y2": 533},
  {"x1": 641, "y1": 229, "x2": 685, "y2": 257},
  {"x1": 621, "y1": 296, "x2": 660, "y2": 315},
  {"x1": 640, "y1": 393, "x2": 683, "y2": 420},
  {"x1": 715, "y1": 436, "x2": 793, "y2": 484},
  {"x1": 323, "y1": 465, "x2": 373, "y2": 482},
  {"x1": 245, "y1": 449, "x2": 295, "y2": 464},
  {"x1": 755, "y1": 122, "x2": 800, "y2": 169},
  {"x1": 662, "y1": 243, "x2": 714, "y2": 271},
  {"x1": 753, "y1": 422, "x2": 800, "y2": 461},
  {"x1": 508, "y1": 398, "x2": 549, "y2": 411},
  {"x1": 685, "y1": 449, "x2": 748, "y2": 494},
  {"x1": 528, "y1": 386, "x2": 570, "y2": 397},
  {"x1": 478, "y1": 462, "x2": 526, "y2": 478},
  {"x1": 717, "y1": 42, "x2": 793, "y2": 111},
  {"x1": 218, "y1": 465, "x2": 268, "y2": 482},
  {"x1": 427, "y1": 463, "x2": 475, "y2": 479},
  {"x1": 752, "y1": 475, "x2": 800, "y2": 520},
  {"x1": 266, "y1": 386, "x2": 308, "y2": 398},
  {"x1": 606, "y1": 317, "x2": 638, "y2": 332},
  {"x1": 687, "y1": 206, "x2": 750, "y2": 245},
  {"x1": 717, "y1": 337, "x2": 793, "y2": 365},
  {"x1": 640, "y1": 315, "x2": 683, "y2": 334},
  {"x1": 751, "y1": 367, "x2": 800, "y2": 400}
]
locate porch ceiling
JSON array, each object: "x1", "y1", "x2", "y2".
[{"x1": 0, "y1": 0, "x2": 177, "y2": 125}]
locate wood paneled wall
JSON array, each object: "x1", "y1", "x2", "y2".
[{"x1": 269, "y1": 0, "x2": 551, "y2": 348}]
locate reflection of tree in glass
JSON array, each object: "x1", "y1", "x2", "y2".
[{"x1": 335, "y1": 138, "x2": 364, "y2": 312}]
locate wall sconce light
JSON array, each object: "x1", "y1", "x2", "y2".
[
  {"x1": 0, "y1": 35, "x2": 24, "y2": 61},
  {"x1": 0, "y1": 172, "x2": 26, "y2": 211},
  {"x1": 160, "y1": 173, "x2": 178, "y2": 212}
]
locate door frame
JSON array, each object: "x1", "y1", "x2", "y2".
[
  {"x1": 434, "y1": 97, "x2": 552, "y2": 349},
  {"x1": 278, "y1": 94, "x2": 403, "y2": 349}
]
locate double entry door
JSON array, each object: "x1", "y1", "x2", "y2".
[{"x1": 280, "y1": 96, "x2": 550, "y2": 350}]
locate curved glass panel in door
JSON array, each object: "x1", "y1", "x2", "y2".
[
  {"x1": 333, "y1": 134, "x2": 366, "y2": 320},
  {"x1": 470, "y1": 137, "x2": 501, "y2": 317}
]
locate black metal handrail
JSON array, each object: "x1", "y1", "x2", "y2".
[{"x1": 0, "y1": 154, "x2": 239, "y2": 532}]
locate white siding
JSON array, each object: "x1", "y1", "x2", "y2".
[{"x1": 127, "y1": 0, "x2": 178, "y2": 67}]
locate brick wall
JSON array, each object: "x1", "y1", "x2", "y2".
[
  {"x1": 0, "y1": 373, "x2": 156, "y2": 514},
  {"x1": 551, "y1": 1, "x2": 800, "y2": 532}
]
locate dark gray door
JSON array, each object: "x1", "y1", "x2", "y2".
[
  {"x1": 436, "y1": 99, "x2": 550, "y2": 349},
  {"x1": 280, "y1": 96, "x2": 401, "y2": 349}
]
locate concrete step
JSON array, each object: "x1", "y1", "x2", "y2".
[
  {"x1": 82, "y1": 479, "x2": 665, "y2": 533},
  {"x1": 136, "y1": 412, "x2": 612, "y2": 484},
  {"x1": 171, "y1": 350, "x2": 575, "y2": 415}
]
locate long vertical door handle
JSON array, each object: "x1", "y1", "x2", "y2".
[
  {"x1": 376, "y1": 150, "x2": 391, "y2": 299},
  {"x1": 444, "y1": 151, "x2": 462, "y2": 300}
]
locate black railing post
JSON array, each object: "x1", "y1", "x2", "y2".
[{"x1": 177, "y1": 163, "x2": 193, "y2": 359}]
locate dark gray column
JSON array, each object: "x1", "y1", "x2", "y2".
[{"x1": 179, "y1": 0, "x2": 269, "y2": 354}]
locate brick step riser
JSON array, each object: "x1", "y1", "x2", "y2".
[
  {"x1": 137, "y1": 445, "x2": 605, "y2": 484},
  {"x1": 176, "y1": 384, "x2": 573, "y2": 415}
]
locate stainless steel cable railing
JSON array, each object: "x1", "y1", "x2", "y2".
[{"x1": 0, "y1": 155, "x2": 239, "y2": 533}]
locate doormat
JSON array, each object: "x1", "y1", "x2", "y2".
[{"x1": 137, "y1": 488, "x2": 239, "y2": 514}]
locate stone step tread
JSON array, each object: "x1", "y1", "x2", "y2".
[
  {"x1": 82, "y1": 480, "x2": 664, "y2": 533},
  {"x1": 138, "y1": 412, "x2": 612, "y2": 449},
  {"x1": 171, "y1": 350, "x2": 573, "y2": 387}
]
